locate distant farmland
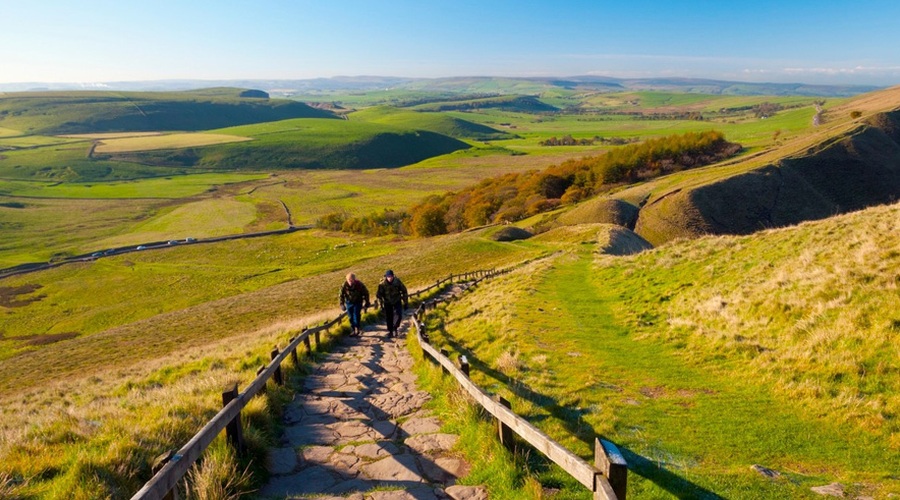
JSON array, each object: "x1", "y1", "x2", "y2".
[{"x1": 93, "y1": 133, "x2": 253, "y2": 153}]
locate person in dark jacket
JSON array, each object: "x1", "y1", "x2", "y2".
[
  {"x1": 375, "y1": 269, "x2": 408, "y2": 338},
  {"x1": 340, "y1": 272, "x2": 370, "y2": 336}
]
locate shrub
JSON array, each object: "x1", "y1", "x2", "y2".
[{"x1": 411, "y1": 203, "x2": 448, "y2": 237}]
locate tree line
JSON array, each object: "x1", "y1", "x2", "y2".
[{"x1": 318, "y1": 130, "x2": 740, "y2": 237}]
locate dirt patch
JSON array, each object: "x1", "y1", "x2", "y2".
[
  {"x1": 246, "y1": 200, "x2": 286, "y2": 232},
  {"x1": 20, "y1": 332, "x2": 80, "y2": 346},
  {"x1": 0, "y1": 284, "x2": 45, "y2": 307},
  {"x1": 640, "y1": 386, "x2": 667, "y2": 399}
]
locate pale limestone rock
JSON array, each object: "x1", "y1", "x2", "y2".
[
  {"x1": 811, "y1": 483, "x2": 845, "y2": 497},
  {"x1": 445, "y1": 485, "x2": 489, "y2": 500}
]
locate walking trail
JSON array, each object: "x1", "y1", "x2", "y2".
[{"x1": 259, "y1": 287, "x2": 487, "y2": 500}]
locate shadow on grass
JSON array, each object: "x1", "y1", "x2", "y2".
[{"x1": 428, "y1": 310, "x2": 723, "y2": 499}]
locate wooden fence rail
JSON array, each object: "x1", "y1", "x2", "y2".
[
  {"x1": 412, "y1": 286, "x2": 627, "y2": 500},
  {"x1": 130, "y1": 269, "x2": 498, "y2": 500}
]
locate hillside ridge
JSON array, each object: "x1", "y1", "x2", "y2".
[{"x1": 632, "y1": 109, "x2": 900, "y2": 244}]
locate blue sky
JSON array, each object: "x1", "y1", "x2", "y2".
[{"x1": 3, "y1": 0, "x2": 900, "y2": 85}]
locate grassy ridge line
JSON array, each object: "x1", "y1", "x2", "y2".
[
  {"x1": 99, "y1": 117, "x2": 474, "y2": 170},
  {"x1": 0, "y1": 89, "x2": 336, "y2": 135},
  {"x1": 349, "y1": 105, "x2": 514, "y2": 141}
]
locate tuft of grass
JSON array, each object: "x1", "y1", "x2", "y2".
[{"x1": 186, "y1": 440, "x2": 253, "y2": 500}]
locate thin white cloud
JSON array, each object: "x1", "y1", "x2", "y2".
[{"x1": 782, "y1": 65, "x2": 900, "y2": 75}]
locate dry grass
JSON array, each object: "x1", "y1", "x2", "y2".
[
  {"x1": 59, "y1": 132, "x2": 163, "y2": 139},
  {"x1": 495, "y1": 349, "x2": 524, "y2": 377},
  {"x1": 93, "y1": 133, "x2": 253, "y2": 153},
  {"x1": 613, "y1": 202, "x2": 900, "y2": 441},
  {"x1": 0, "y1": 306, "x2": 338, "y2": 498},
  {"x1": 186, "y1": 443, "x2": 253, "y2": 500}
]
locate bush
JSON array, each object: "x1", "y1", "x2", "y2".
[{"x1": 411, "y1": 204, "x2": 448, "y2": 237}]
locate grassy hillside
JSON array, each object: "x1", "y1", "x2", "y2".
[
  {"x1": 351, "y1": 105, "x2": 514, "y2": 140},
  {"x1": 0, "y1": 121, "x2": 471, "y2": 188},
  {"x1": 546, "y1": 86, "x2": 900, "y2": 245},
  {"x1": 0, "y1": 227, "x2": 545, "y2": 498},
  {"x1": 137, "y1": 118, "x2": 469, "y2": 170},
  {"x1": 424, "y1": 203, "x2": 900, "y2": 498},
  {"x1": 411, "y1": 95, "x2": 559, "y2": 113},
  {"x1": 0, "y1": 89, "x2": 336, "y2": 135}
]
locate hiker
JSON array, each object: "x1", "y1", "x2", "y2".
[
  {"x1": 376, "y1": 269, "x2": 408, "y2": 338},
  {"x1": 339, "y1": 272, "x2": 370, "y2": 336}
]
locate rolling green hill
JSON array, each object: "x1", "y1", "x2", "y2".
[
  {"x1": 0, "y1": 88, "x2": 336, "y2": 135},
  {"x1": 553, "y1": 86, "x2": 900, "y2": 245},
  {"x1": 411, "y1": 95, "x2": 559, "y2": 113},
  {"x1": 102, "y1": 118, "x2": 473, "y2": 170},
  {"x1": 350, "y1": 106, "x2": 514, "y2": 140}
]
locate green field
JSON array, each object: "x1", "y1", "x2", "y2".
[
  {"x1": 1, "y1": 84, "x2": 897, "y2": 499},
  {"x1": 423, "y1": 208, "x2": 900, "y2": 498}
]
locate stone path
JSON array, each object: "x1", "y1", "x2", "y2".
[{"x1": 259, "y1": 305, "x2": 487, "y2": 500}]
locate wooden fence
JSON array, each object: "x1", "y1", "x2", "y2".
[
  {"x1": 130, "y1": 269, "x2": 498, "y2": 500},
  {"x1": 412, "y1": 277, "x2": 628, "y2": 500}
]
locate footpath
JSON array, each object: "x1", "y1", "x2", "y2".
[{"x1": 259, "y1": 289, "x2": 487, "y2": 500}]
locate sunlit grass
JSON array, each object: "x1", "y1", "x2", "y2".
[
  {"x1": 422, "y1": 208, "x2": 900, "y2": 498},
  {"x1": 94, "y1": 133, "x2": 253, "y2": 153},
  {"x1": 0, "y1": 173, "x2": 268, "y2": 198},
  {"x1": 0, "y1": 225, "x2": 543, "y2": 497}
]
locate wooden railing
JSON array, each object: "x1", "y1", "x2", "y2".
[
  {"x1": 411, "y1": 278, "x2": 628, "y2": 500},
  {"x1": 130, "y1": 269, "x2": 499, "y2": 500}
]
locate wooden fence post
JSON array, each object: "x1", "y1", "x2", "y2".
[
  {"x1": 289, "y1": 337, "x2": 299, "y2": 366},
  {"x1": 222, "y1": 383, "x2": 246, "y2": 457},
  {"x1": 271, "y1": 347, "x2": 283, "y2": 385},
  {"x1": 314, "y1": 329, "x2": 321, "y2": 348},
  {"x1": 460, "y1": 355, "x2": 470, "y2": 376},
  {"x1": 595, "y1": 438, "x2": 627, "y2": 500},
  {"x1": 495, "y1": 396, "x2": 513, "y2": 450},
  {"x1": 256, "y1": 366, "x2": 267, "y2": 394},
  {"x1": 303, "y1": 335, "x2": 312, "y2": 355}
]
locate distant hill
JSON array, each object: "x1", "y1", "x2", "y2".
[
  {"x1": 100, "y1": 118, "x2": 471, "y2": 170},
  {"x1": 351, "y1": 106, "x2": 514, "y2": 140},
  {"x1": 562, "y1": 86, "x2": 900, "y2": 245},
  {"x1": 0, "y1": 76, "x2": 880, "y2": 98},
  {"x1": 0, "y1": 88, "x2": 336, "y2": 135},
  {"x1": 410, "y1": 95, "x2": 558, "y2": 113}
]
